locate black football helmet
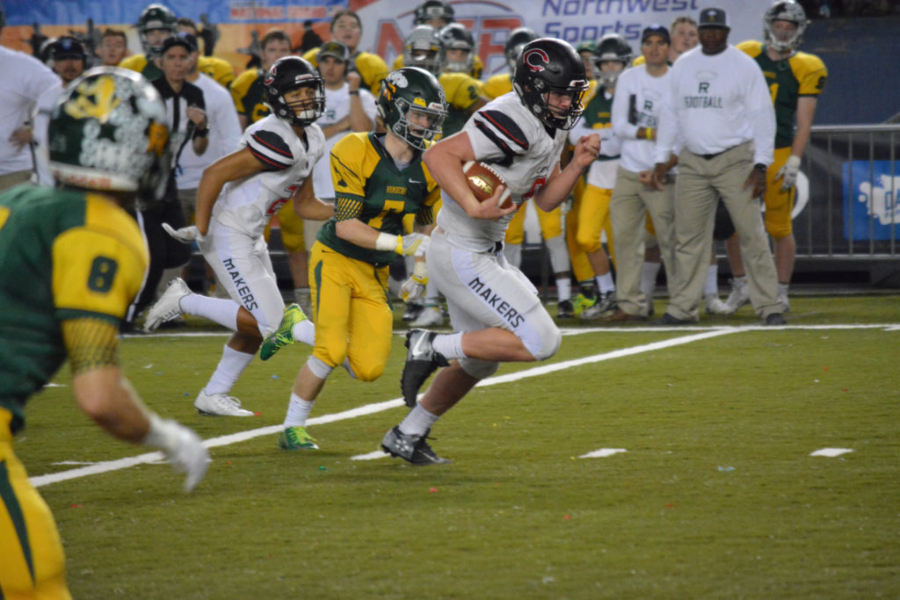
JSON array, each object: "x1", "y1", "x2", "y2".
[
  {"x1": 414, "y1": 0, "x2": 455, "y2": 26},
  {"x1": 593, "y1": 34, "x2": 632, "y2": 89},
  {"x1": 439, "y1": 23, "x2": 476, "y2": 74},
  {"x1": 263, "y1": 56, "x2": 326, "y2": 128},
  {"x1": 513, "y1": 38, "x2": 588, "y2": 130},
  {"x1": 504, "y1": 27, "x2": 539, "y2": 74}
]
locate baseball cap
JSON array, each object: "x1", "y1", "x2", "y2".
[
  {"x1": 51, "y1": 36, "x2": 87, "y2": 60},
  {"x1": 698, "y1": 7, "x2": 730, "y2": 29},
  {"x1": 160, "y1": 32, "x2": 197, "y2": 55},
  {"x1": 641, "y1": 24, "x2": 670, "y2": 44},
  {"x1": 318, "y1": 40, "x2": 350, "y2": 62}
]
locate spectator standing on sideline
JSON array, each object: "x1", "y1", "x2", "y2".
[
  {"x1": 32, "y1": 37, "x2": 88, "y2": 186},
  {"x1": 257, "y1": 67, "x2": 446, "y2": 451},
  {"x1": 383, "y1": 39, "x2": 599, "y2": 465},
  {"x1": 300, "y1": 20, "x2": 323, "y2": 53},
  {"x1": 143, "y1": 57, "x2": 332, "y2": 417},
  {"x1": 565, "y1": 34, "x2": 632, "y2": 320},
  {"x1": 0, "y1": 4, "x2": 60, "y2": 192},
  {"x1": 303, "y1": 9, "x2": 389, "y2": 95},
  {"x1": 126, "y1": 34, "x2": 208, "y2": 325},
  {"x1": 95, "y1": 28, "x2": 129, "y2": 66},
  {"x1": 651, "y1": 8, "x2": 785, "y2": 326},
  {"x1": 725, "y1": 1, "x2": 827, "y2": 313},
  {"x1": 0, "y1": 68, "x2": 208, "y2": 598}
]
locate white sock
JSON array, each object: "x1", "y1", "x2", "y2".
[
  {"x1": 283, "y1": 392, "x2": 316, "y2": 428},
  {"x1": 704, "y1": 264, "x2": 719, "y2": 297},
  {"x1": 432, "y1": 332, "x2": 465, "y2": 361},
  {"x1": 640, "y1": 261, "x2": 661, "y2": 297},
  {"x1": 204, "y1": 345, "x2": 255, "y2": 396},
  {"x1": 556, "y1": 276, "x2": 572, "y2": 302},
  {"x1": 545, "y1": 235, "x2": 569, "y2": 274},
  {"x1": 180, "y1": 294, "x2": 240, "y2": 330},
  {"x1": 398, "y1": 404, "x2": 440, "y2": 436},
  {"x1": 778, "y1": 282, "x2": 789, "y2": 295},
  {"x1": 596, "y1": 272, "x2": 615, "y2": 294},
  {"x1": 291, "y1": 320, "x2": 316, "y2": 346}
]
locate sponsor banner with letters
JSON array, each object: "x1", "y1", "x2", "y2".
[{"x1": 842, "y1": 160, "x2": 900, "y2": 242}]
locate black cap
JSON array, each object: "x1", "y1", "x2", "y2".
[
  {"x1": 51, "y1": 36, "x2": 87, "y2": 60},
  {"x1": 160, "y1": 32, "x2": 197, "y2": 55},
  {"x1": 318, "y1": 40, "x2": 349, "y2": 62},
  {"x1": 641, "y1": 24, "x2": 670, "y2": 44},
  {"x1": 698, "y1": 7, "x2": 730, "y2": 29}
]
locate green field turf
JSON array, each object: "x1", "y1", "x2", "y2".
[{"x1": 15, "y1": 295, "x2": 900, "y2": 598}]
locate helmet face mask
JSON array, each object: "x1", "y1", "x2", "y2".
[
  {"x1": 513, "y1": 38, "x2": 589, "y2": 130},
  {"x1": 414, "y1": 0, "x2": 455, "y2": 27},
  {"x1": 764, "y1": 1, "x2": 807, "y2": 53},
  {"x1": 403, "y1": 25, "x2": 445, "y2": 76},
  {"x1": 593, "y1": 34, "x2": 633, "y2": 89},
  {"x1": 47, "y1": 67, "x2": 172, "y2": 208},
  {"x1": 378, "y1": 67, "x2": 448, "y2": 150},
  {"x1": 439, "y1": 23, "x2": 476, "y2": 74},
  {"x1": 264, "y1": 56, "x2": 326, "y2": 128},
  {"x1": 137, "y1": 4, "x2": 177, "y2": 58}
]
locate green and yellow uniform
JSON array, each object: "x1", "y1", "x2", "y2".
[
  {"x1": 392, "y1": 53, "x2": 485, "y2": 80},
  {"x1": 120, "y1": 53, "x2": 236, "y2": 88},
  {"x1": 481, "y1": 73, "x2": 512, "y2": 100},
  {"x1": 303, "y1": 48, "x2": 389, "y2": 96},
  {"x1": 230, "y1": 68, "x2": 269, "y2": 125},
  {"x1": 438, "y1": 71, "x2": 483, "y2": 138},
  {"x1": 310, "y1": 133, "x2": 439, "y2": 380},
  {"x1": 738, "y1": 40, "x2": 827, "y2": 238},
  {"x1": 0, "y1": 185, "x2": 147, "y2": 599}
]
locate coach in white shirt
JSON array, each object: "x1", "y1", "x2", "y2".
[
  {"x1": 307, "y1": 40, "x2": 376, "y2": 245},
  {"x1": 0, "y1": 9, "x2": 60, "y2": 191},
  {"x1": 651, "y1": 7, "x2": 784, "y2": 326},
  {"x1": 607, "y1": 24, "x2": 678, "y2": 321}
]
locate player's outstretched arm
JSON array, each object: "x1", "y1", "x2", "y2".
[{"x1": 533, "y1": 133, "x2": 600, "y2": 212}]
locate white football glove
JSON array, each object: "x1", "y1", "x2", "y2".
[
  {"x1": 776, "y1": 155, "x2": 801, "y2": 191},
  {"x1": 144, "y1": 415, "x2": 209, "y2": 493},
  {"x1": 162, "y1": 222, "x2": 204, "y2": 244},
  {"x1": 375, "y1": 232, "x2": 429, "y2": 256},
  {"x1": 401, "y1": 260, "x2": 429, "y2": 302}
]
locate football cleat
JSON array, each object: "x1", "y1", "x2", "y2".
[
  {"x1": 402, "y1": 301, "x2": 424, "y2": 322},
  {"x1": 570, "y1": 292, "x2": 596, "y2": 316},
  {"x1": 651, "y1": 313, "x2": 692, "y2": 326},
  {"x1": 260, "y1": 303, "x2": 308, "y2": 361},
  {"x1": 704, "y1": 294, "x2": 730, "y2": 315},
  {"x1": 410, "y1": 305, "x2": 443, "y2": 327},
  {"x1": 400, "y1": 329, "x2": 449, "y2": 408},
  {"x1": 764, "y1": 312, "x2": 786, "y2": 326},
  {"x1": 557, "y1": 299, "x2": 575, "y2": 319},
  {"x1": 144, "y1": 278, "x2": 191, "y2": 332},
  {"x1": 580, "y1": 290, "x2": 617, "y2": 320},
  {"x1": 194, "y1": 391, "x2": 255, "y2": 417},
  {"x1": 723, "y1": 277, "x2": 750, "y2": 314},
  {"x1": 381, "y1": 426, "x2": 450, "y2": 465},
  {"x1": 277, "y1": 426, "x2": 319, "y2": 450}
]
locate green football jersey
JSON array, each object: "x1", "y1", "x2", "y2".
[
  {"x1": 319, "y1": 133, "x2": 440, "y2": 267},
  {"x1": 0, "y1": 185, "x2": 147, "y2": 433},
  {"x1": 582, "y1": 86, "x2": 619, "y2": 161}
]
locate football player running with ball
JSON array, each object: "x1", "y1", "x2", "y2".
[
  {"x1": 382, "y1": 39, "x2": 601, "y2": 465},
  {"x1": 143, "y1": 57, "x2": 334, "y2": 417},
  {"x1": 0, "y1": 68, "x2": 208, "y2": 598},
  {"x1": 259, "y1": 67, "x2": 447, "y2": 451}
]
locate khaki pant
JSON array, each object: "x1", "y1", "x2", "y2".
[
  {"x1": 668, "y1": 142, "x2": 781, "y2": 320},
  {"x1": 610, "y1": 167, "x2": 677, "y2": 316},
  {"x1": 0, "y1": 170, "x2": 32, "y2": 193}
]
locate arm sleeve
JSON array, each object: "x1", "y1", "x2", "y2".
[
  {"x1": 611, "y1": 76, "x2": 641, "y2": 140},
  {"x1": 214, "y1": 91, "x2": 243, "y2": 157},
  {"x1": 654, "y1": 71, "x2": 680, "y2": 164},
  {"x1": 359, "y1": 89, "x2": 378, "y2": 125},
  {"x1": 745, "y1": 60, "x2": 776, "y2": 166},
  {"x1": 25, "y1": 57, "x2": 62, "y2": 102}
]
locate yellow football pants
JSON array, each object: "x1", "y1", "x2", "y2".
[
  {"x1": 764, "y1": 146, "x2": 796, "y2": 239},
  {"x1": 263, "y1": 199, "x2": 306, "y2": 252},
  {"x1": 309, "y1": 241, "x2": 393, "y2": 382},
  {"x1": 0, "y1": 410, "x2": 71, "y2": 599},
  {"x1": 566, "y1": 183, "x2": 615, "y2": 283},
  {"x1": 503, "y1": 200, "x2": 563, "y2": 245}
]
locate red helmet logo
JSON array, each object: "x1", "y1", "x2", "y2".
[{"x1": 523, "y1": 48, "x2": 549, "y2": 73}]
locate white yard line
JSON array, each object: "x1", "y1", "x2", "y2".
[{"x1": 32, "y1": 324, "x2": 882, "y2": 486}]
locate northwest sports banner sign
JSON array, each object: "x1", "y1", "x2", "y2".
[{"x1": 1, "y1": 0, "x2": 767, "y2": 77}]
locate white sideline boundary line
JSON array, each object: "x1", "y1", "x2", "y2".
[{"x1": 32, "y1": 328, "x2": 734, "y2": 486}]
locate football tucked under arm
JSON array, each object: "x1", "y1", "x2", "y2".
[{"x1": 462, "y1": 161, "x2": 513, "y2": 209}]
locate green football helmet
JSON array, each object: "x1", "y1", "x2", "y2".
[
  {"x1": 48, "y1": 67, "x2": 172, "y2": 205},
  {"x1": 137, "y1": 4, "x2": 177, "y2": 58},
  {"x1": 377, "y1": 67, "x2": 448, "y2": 150}
]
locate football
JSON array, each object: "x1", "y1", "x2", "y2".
[{"x1": 463, "y1": 161, "x2": 512, "y2": 208}]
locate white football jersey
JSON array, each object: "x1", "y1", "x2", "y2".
[
  {"x1": 213, "y1": 114, "x2": 326, "y2": 237},
  {"x1": 437, "y1": 92, "x2": 567, "y2": 251}
]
